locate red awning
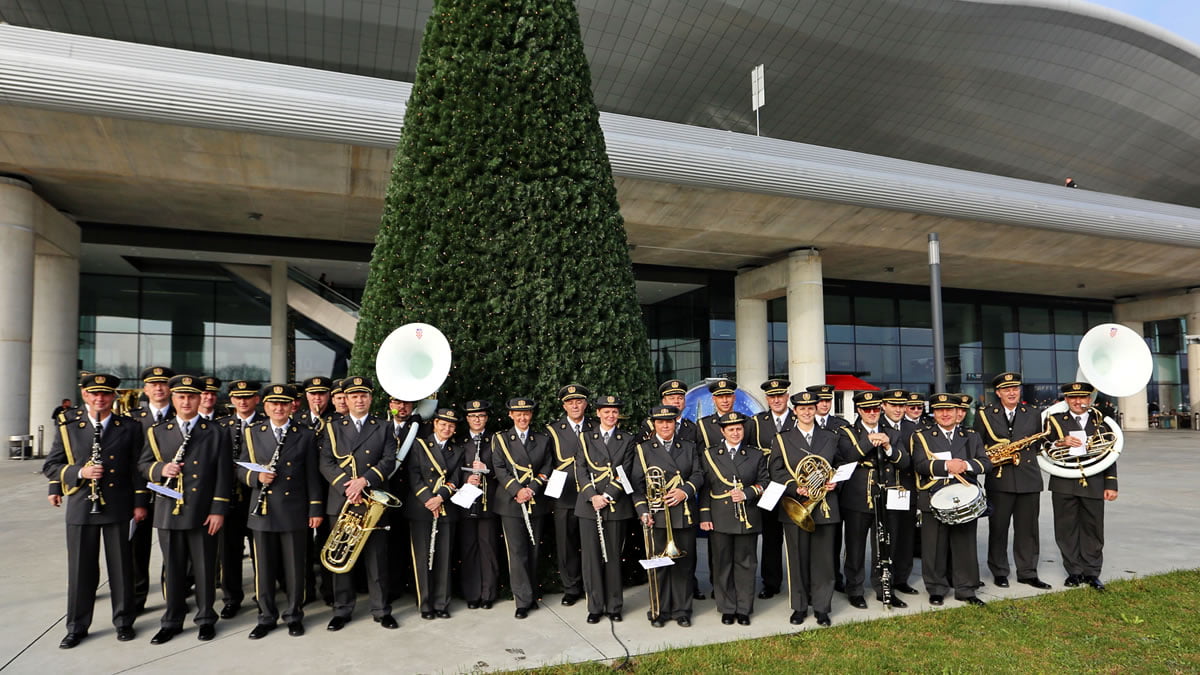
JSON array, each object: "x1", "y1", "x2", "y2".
[{"x1": 826, "y1": 374, "x2": 880, "y2": 391}]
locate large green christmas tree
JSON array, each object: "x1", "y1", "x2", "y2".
[{"x1": 351, "y1": 0, "x2": 655, "y2": 419}]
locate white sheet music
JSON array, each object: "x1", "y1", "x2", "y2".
[
  {"x1": 831, "y1": 462, "x2": 857, "y2": 484},
  {"x1": 887, "y1": 487, "x2": 911, "y2": 511},
  {"x1": 639, "y1": 557, "x2": 675, "y2": 570},
  {"x1": 450, "y1": 483, "x2": 483, "y2": 509},
  {"x1": 146, "y1": 481, "x2": 182, "y2": 500},
  {"x1": 236, "y1": 461, "x2": 272, "y2": 473},
  {"x1": 544, "y1": 470, "x2": 568, "y2": 499},
  {"x1": 1068, "y1": 431, "x2": 1088, "y2": 456},
  {"x1": 932, "y1": 451, "x2": 952, "y2": 480},
  {"x1": 615, "y1": 465, "x2": 634, "y2": 494},
  {"x1": 757, "y1": 481, "x2": 786, "y2": 511}
]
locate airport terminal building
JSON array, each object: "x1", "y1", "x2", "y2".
[{"x1": 3, "y1": 0, "x2": 1200, "y2": 442}]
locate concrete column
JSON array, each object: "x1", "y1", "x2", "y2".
[
  {"x1": 0, "y1": 178, "x2": 35, "y2": 439},
  {"x1": 1188, "y1": 312, "x2": 1200, "y2": 420},
  {"x1": 1116, "y1": 320, "x2": 1149, "y2": 431},
  {"x1": 29, "y1": 214, "x2": 80, "y2": 433},
  {"x1": 786, "y1": 248, "x2": 825, "y2": 388},
  {"x1": 270, "y1": 260, "x2": 288, "y2": 383},
  {"x1": 734, "y1": 278, "x2": 769, "y2": 403}
]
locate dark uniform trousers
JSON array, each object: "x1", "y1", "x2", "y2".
[
  {"x1": 647, "y1": 526, "x2": 697, "y2": 620},
  {"x1": 456, "y1": 516, "x2": 499, "y2": 604},
  {"x1": 1046, "y1": 410, "x2": 1116, "y2": 578},
  {"x1": 252, "y1": 529, "x2": 307, "y2": 623},
  {"x1": 580, "y1": 519, "x2": 627, "y2": 614},
  {"x1": 910, "y1": 426, "x2": 991, "y2": 599},
  {"x1": 886, "y1": 508, "x2": 917, "y2": 586},
  {"x1": 131, "y1": 406, "x2": 172, "y2": 611},
  {"x1": 65, "y1": 523, "x2": 135, "y2": 634},
  {"x1": 333, "y1": 534, "x2": 389, "y2": 619},
  {"x1": 783, "y1": 522, "x2": 837, "y2": 613},
  {"x1": 403, "y1": 434, "x2": 464, "y2": 614},
  {"x1": 976, "y1": 405, "x2": 1045, "y2": 580},
  {"x1": 710, "y1": 531, "x2": 757, "y2": 615},
  {"x1": 548, "y1": 419, "x2": 590, "y2": 600},
  {"x1": 409, "y1": 519, "x2": 455, "y2": 613},
  {"x1": 218, "y1": 491, "x2": 250, "y2": 607},
  {"x1": 575, "y1": 428, "x2": 635, "y2": 616},
  {"x1": 159, "y1": 528, "x2": 220, "y2": 628},
  {"x1": 501, "y1": 514, "x2": 547, "y2": 609},
  {"x1": 750, "y1": 414, "x2": 791, "y2": 596}
]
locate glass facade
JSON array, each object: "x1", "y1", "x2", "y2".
[{"x1": 79, "y1": 274, "x2": 349, "y2": 393}]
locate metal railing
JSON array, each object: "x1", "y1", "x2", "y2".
[{"x1": 288, "y1": 267, "x2": 361, "y2": 318}]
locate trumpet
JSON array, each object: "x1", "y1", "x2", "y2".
[
  {"x1": 732, "y1": 478, "x2": 751, "y2": 530},
  {"x1": 780, "y1": 453, "x2": 833, "y2": 533}
]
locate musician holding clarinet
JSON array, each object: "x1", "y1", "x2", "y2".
[
  {"x1": 44, "y1": 373, "x2": 148, "y2": 649},
  {"x1": 456, "y1": 399, "x2": 499, "y2": 610},
  {"x1": 241, "y1": 383, "x2": 325, "y2": 639},
  {"x1": 404, "y1": 407, "x2": 466, "y2": 620}
]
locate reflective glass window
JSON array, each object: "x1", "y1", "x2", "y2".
[
  {"x1": 215, "y1": 281, "x2": 271, "y2": 337},
  {"x1": 79, "y1": 331, "x2": 140, "y2": 378},
  {"x1": 899, "y1": 298, "x2": 932, "y2": 346},
  {"x1": 1053, "y1": 308, "x2": 1086, "y2": 349},
  {"x1": 827, "y1": 343, "x2": 854, "y2": 373},
  {"x1": 214, "y1": 337, "x2": 271, "y2": 382},
  {"x1": 1020, "y1": 350, "x2": 1055, "y2": 382},
  {"x1": 1018, "y1": 307, "x2": 1053, "y2": 349},
  {"x1": 709, "y1": 319, "x2": 735, "y2": 340},
  {"x1": 854, "y1": 297, "x2": 899, "y2": 345},
  {"x1": 981, "y1": 304, "x2": 1016, "y2": 349},
  {"x1": 139, "y1": 279, "x2": 216, "y2": 336},
  {"x1": 79, "y1": 275, "x2": 139, "y2": 333},
  {"x1": 824, "y1": 295, "x2": 853, "y2": 343},
  {"x1": 855, "y1": 344, "x2": 901, "y2": 382},
  {"x1": 944, "y1": 302, "x2": 978, "y2": 348},
  {"x1": 901, "y1": 346, "x2": 934, "y2": 382}
]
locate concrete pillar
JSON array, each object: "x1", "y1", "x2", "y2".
[
  {"x1": 270, "y1": 260, "x2": 288, "y2": 383},
  {"x1": 786, "y1": 248, "x2": 825, "y2": 388},
  {"x1": 0, "y1": 178, "x2": 35, "y2": 439},
  {"x1": 1116, "y1": 320, "x2": 1149, "y2": 431},
  {"x1": 734, "y1": 276, "x2": 769, "y2": 404},
  {"x1": 29, "y1": 214, "x2": 80, "y2": 434},
  {"x1": 1188, "y1": 312, "x2": 1200, "y2": 418}
]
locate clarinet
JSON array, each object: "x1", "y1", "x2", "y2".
[
  {"x1": 86, "y1": 422, "x2": 104, "y2": 515},
  {"x1": 167, "y1": 423, "x2": 194, "y2": 515},
  {"x1": 252, "y1": 426, "x2": 289, "y2": 516},
  {"x1": 874, "y1": 437, "x2": 894, "y2": 609},
  {"x1": 467, "y1": 434, "x2": 485, "y2": 518}
]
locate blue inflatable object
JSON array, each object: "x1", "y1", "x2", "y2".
[{"x1": 681, "y1": 384, "x2": 765, "y2": 422}]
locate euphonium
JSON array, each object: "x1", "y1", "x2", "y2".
[
  {"x1": 985, "y1": 429, "x2": 1050, "y2": 467},
  {"x1": 645, "y1": 466, "x2": 685, "y2": 559},
  {"x1": 320, "y1": 489, "x2": 402, "y2": 574},
  {"x1": 781, "y1": 453, "x2": 834, "y2": 533}
]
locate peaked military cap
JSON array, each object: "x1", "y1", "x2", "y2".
[
  {"x1": 853, "y1": 391, "x2": 883, "y2": 408},
  {"x1": 881, "y1": 388, "x2": 909, "y2": 404},
  {"x1": 790, "y1": 391, "x2": 819, "y2": 406},
  {"x1": 434, "y1": 407, "x2": 460, "y2": 423},
  {"x1": 200, "y1": 375, "x2": 221, "y2": 392},
  {"x1": 463, "y1": 399, "x2": 491, "y2": 413},
  {"x1": 343, "y1": 376, "x2": 373, "y2": 394},
  {"x1": 594, "y1": 394, "x2": 624, "y2": 409},
  {"x1": 906, "y1": 392, "x2": 927, "y2": 405},
  {"x1": 168, "y1": 374, "x2": 202, "y2": 394},
  {"x1": 806, "y1": 384, "x2": 835, "y2": 400},
  {"x1": 262, "y1": 383, "x2": 297, "y2": 403},
  {"x1": 929, "y1": 393, "x2": 957, "y2": 409},
  {"x1": 992, "y1": 372, "x2": 1022, "y2": 389},
  {"x1": 228, "y1": 380, "x2": 261, "y2": 398},
  {"x1": 558, "y1": 383, "x2": 590, "y2": 401},
  {"x1": 302, "y1": 376, "x2": 332, "y2": 393},
  {"x1": 649, "y1": 405, "x2": 680, "y2": 420},
  {"x1": 80, "y1": 373, "x2": 120, "y2": 393},
  {"x1": 708, "y1": 379, "x2": 736, "y2": 396},
  {"x1": 717, "y1": 411, "x2": 748, "y2": 426},
  {"x1": 761, "y1": 379, "x2": 790, "y2": 396},
  {"x1": 658, "y1": 379, "x2": 687, "y2": 396},
  {"x1": 954, "y1": 393, "x2": 973, "y2": 408},
  {"x1": 140, "y1": 365, "x2": 174, "y2": 383},
  {"x1": 506, "y1": 397, "x2": 536, "y2": 411},
  {"x1": 1061, "y1": 381, "x2": 1096, "y2": 396},
  {"x1": 330, "y1": 378, "x2": 345, "y2": 395}
]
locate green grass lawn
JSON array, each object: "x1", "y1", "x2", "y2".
[{"x1": 533, "y1": 569, "x2": 1200, "y2": 674}]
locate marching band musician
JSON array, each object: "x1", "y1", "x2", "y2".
[
  {"x1": 317, "y1": 376, "x2": 397, "y2": 631},
  {"x1": 749, "y1": 379, "x2": 794, "y2": 600},
  {"x1": 127, "y1": 365, "x2": 175, "y2": 615},
  {"x1": 404, "y1": 407, "x2": 466, "y2": 620},
  {"x1": 975, "y1": 372, "x2": 1051, "y2": 590},
  {"x1": 139, "y1": 374, "x2": 233, "y2": 644},
  {"x1": 904, "y1": 392, "x2": 932, "y2": 428},
  {"x1": 330, "y1": 379, "x2": 348, "y2": 418},
  {"x1": 1044, "y1": 382, "x2": 1118, "y2": 591},
  {"x1": 44, "y1": 373, "x2": 147, "y2": 648},
  {"x1": 836, "y1": 392, "x2": 906, "y2": 609},
  {"x1": 769, "y1": 391, "x2": 850, "y2": 627},
  {"x1": 214, "y1": 379, "x2": 263, "y2": 620},
  {"x1": 807, "y1": 383, "x2": 849, "y2": 593},
  {"x1": 491, "y1": 397, "x2": 554, "y2": 619},
  {"x1": 456, "y1": 399, "x2": 499, "y2": 610},
  {"x1": 198, "y1": 376, "x2": 221, "y2": 420},
  {"x1": 696, "y1": 379, "x2": 737, "y2": 449},
  {"x1": 574, "y1": 395, "x2": 635, "y2": 623},
  {"x1": 295, "y1": 376, "x2": 333, "y2": 430},
  {"x1": 878, "y1": 389, "x2": 921, "y2": 597},
  {"x1": 546, "y1": 384, "x2": 593, "y2": 608},
  {"x1": 699, "y1": 412, "x2": 769, "y2": 626},
  {"x1": 633, "y1": 405, "x2": 703, "y2": 628},
  {"x1": 241, "y1": 383, "x2": 325, "y2": 639},
  {"x1": 910, "y1": 393, "x2": 991, "y2": 607},
  {"x1": 640, "y1": 380, "x2": 700, "y2": 444},
  {"x1": 386, "y1": 396, "x2": 425, "y2": 602}
]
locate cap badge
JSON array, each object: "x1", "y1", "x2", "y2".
[
  {"x1": 96, "y1": 375, "x2": 106, "y2": 384},
  {"x1": 153, "y1": 367, "x2": 163, "y2": 375},
  {"x1": 568, "y1": 386, "x2": 577, "y2": 394},
  {"x1": 273, "y1": 385, "x2": 283, "y2": 394},
  {"x1": 354, "y1": 377, "x2": 363, "y2": 385}
]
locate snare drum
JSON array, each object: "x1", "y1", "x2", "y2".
[{"x1": 929, "y1": 483, "x2": 987, "y2": 525}]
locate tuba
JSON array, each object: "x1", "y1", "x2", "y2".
[
  {"x1": 320, "y1": 489, "x2": 402, "y2": 573},
  {"x1": 375, "y1": 323, "x2": 452, "y2": 412},
  {"x1": 780, "y1": 453, "x2": 834, "y2": 533}
]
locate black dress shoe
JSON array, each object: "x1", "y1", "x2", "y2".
[
  {"x1": 481, "y1": 601, "x2": 494, "y2": 609},
  {"x1": 1064, "y1": 574, "x2": 1081, "y2": 587},
  {"x1": 1019, "y1": 577, "x2": 1052, "y2": 589},
  {"x1": 561, "y1": 594, "x2": 581, "y2": 606},
  {"x1": 676, "y1": 616, "x2": 691, "y2": 627},
  {"x1": 220, "y1": 604, "x2": 240, "y2": 619},
  {"x1": 994, "y1": 576, "x2": 1009, "y2": 588},
  {"x1": 586, "y1": 613, "x2": 602, "y2": 624},
  {"x1": 877, "y1": 595, "x2": 908, "y2": 608},
  {"x1": 721, "y1": 613, "x2": 735, "y2": 625},
  {"x1": 609, "y1": 612, "x2": 622, "y2": 622},
  {"x1": 895, "y1": 584, "x2": 919, "y2": 595},
  {"x1": 693, "y1": 589, "x2": 706, "y2": 600},
  {"x1": 59, "y1": 633, "x2": 85, "y2": 649},
  {"x1": 789, "y1": 610, "x2": 806, "y2": 625},
  {"x1": 116, "y1": 626, "x2": 136, "y2": 642},
  {"x1": 287, "y1": 622, "x2": 304, "y2": 637},
  {"x1": 198, "y1": 624, "x2": 216, "y2": 641},
  {"x1": 377, "y1": 614, "x2": 399, "y2": 629},
  {"x1": 962, "y1": 596, "x2": 986, "y2": 607},
  {"x1": 1086, "y1": 576, "x2": 1106, "y2": 591},
  {"x1": 515, "y1": 608, "x2": 529, "y2": 619},
  {"x1": 420, "y1": 611, "x2": 435, "y2": 620},
  {"x1": 435, "y1": 610, "x2": 450, "y2": 619},
  {"x1": 849, "y1": 595, "x2": 868, "y2": 609},
  {"x1": 248, "y1": 624, "x2": 275, "y2": 640},
  {"x1": 737, "y1": 614, "x2": 751, "y2": 626},
  {"x1": 929, "y1": 595, "x2": 944, "y2": 606},
  {"x1": 650, "y1": 616, "x2": 665, "y2": 628},
  {"x1": 757, "y1": 589, "x2": 777, "y2": 599},
  {"x1": 467, "y1": 601, "x2": 480, "y2": 609},
  {"x1": 815, "y1": 612, "x2": 831, "y2": 627},
  {"x1": 150, "y1": 627, "x2": 180, "y2": 645},
  {"x1": 327, "y1": 616, "x2": 349, "y2": 631}
]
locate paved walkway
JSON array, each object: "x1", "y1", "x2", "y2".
[{"x1": 2, "y1": 430, "x2": 1197, "y2": 673}]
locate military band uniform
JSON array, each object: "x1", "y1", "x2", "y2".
[
  {"x1": 574, "y1": 422, "x2": 636, "y2": 618},
  {"x1": 699, "y1": 437, "x2": 769, "y2": 619},
  {"x1": 385, "y1": 413, "x2": 425, "y2": 602},
  {"x1": 633, "y1": 432, "x2": 703, "y2": 623},
  {"x1": 768, "y1": 424, "x2": 851, "y2": 620},
  {"x1": 1045, "y1": 406, "x2": 1117, "y2": 585},
  {"x1": 140, "y1": 414, "x2": 233, "y2": 633},
  {"x1": 317, "y1": 413, "x2": 397, "y2": 622},
  {"x1": 975, "y1": 385, "x2": 1045, "y2": 585},
  {"x1": 215, "y1": 409, "x2": 260, "y2": 615},
  {"x1": 44, "y1": 400, "x2": 147, "y2": 641},
  {"x1": 241, "y1": 420, "x2": 325, "y2": 628},
  {"x1": 910, "y1": 418, "x2": 992, "y2": 601},
  {"x1": 812, "y1": 394, "x2": 850, "y2": 592},
  {"x1": 456, "y1": 428, "x2": 500, "y2": 607},
  {"x1": 639, "y1": 416, "x2": 699, "y2": 445},
  {"x1": 547, "y1": 413, "x2": 591, "y2": 604},
  {"x1": 835, "y1": 416, "x2": 902, "y2": 603},
  {"x1": 404, "y1": 432, "x2": 465, "y2": 617},
  {"x1": 127, "y1": 396, "x2": 174, "y2": 613},
  {"x1": 878, "y1": 407, "x2": 919, "y2": 591},
  {"x1": 491, "y1": 424, "x2": 554, "y2": 614},
  {"x1": 749, "y1": 408, "x2": 793, "y2": 597}
]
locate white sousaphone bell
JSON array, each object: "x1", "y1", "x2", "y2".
[
  {"x1": 1038, "y1": 323, "x2": 1152, "y2": 479},
  {"x1": 375, "y1": 322, "x2": 452, "y2": 422}
]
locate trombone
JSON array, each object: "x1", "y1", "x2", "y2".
[{"x1": 642, "y1": 466, "x2": 685, "y2": 620}]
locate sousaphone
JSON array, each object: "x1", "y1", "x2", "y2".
[{"x1": 376, "y1": 322, "x2": 452, "y2": 421}]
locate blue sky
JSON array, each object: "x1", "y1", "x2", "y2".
[{"x1": 1090, "y1": 1, "x2": 1200, "y2": 45}]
